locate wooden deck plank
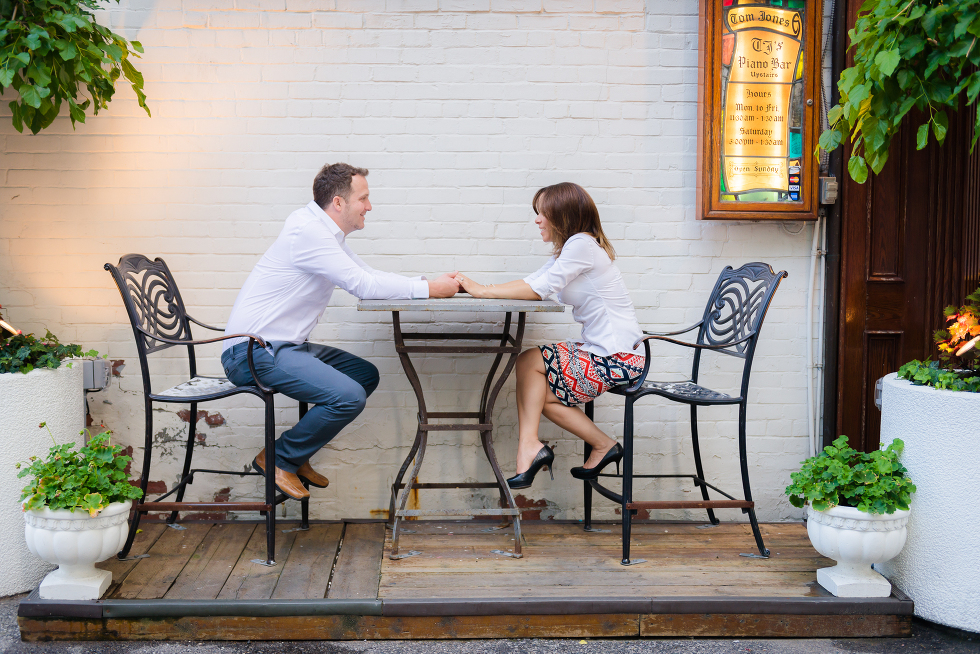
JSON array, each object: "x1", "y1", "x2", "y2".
[
  {"x1": 217, "y1": 527, "x2": 298, "y2": 600},
  {"x1": 641, "y1": 614, "x2": 913, "y2": 638},
  {"x1": 327, "y1": 522, "x2": 385, "y2": 600},
  {"x1": 378, "y1": 585, "x2": 827, "y2": 599},
  {"x1": 164, "y1": 523, "x2": 256, "y2": 600},
  {"x1": 97, "y1": 522, "x2": 168, "y2": 595},
  {"x1": 18, "y1": 612, "x2": 912, "y2": 641},
  {"x1": 272, "y1": 524, "x2": 343, "y2": 600},
  {"x1": 111, "y1": 523, "x2": 212, "y2": 600}
]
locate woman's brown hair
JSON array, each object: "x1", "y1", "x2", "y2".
[{"x1": 532, "y1": 182, "x2": 616, "y2": 260}]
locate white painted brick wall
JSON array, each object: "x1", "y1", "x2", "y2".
[{"x1": 0, "y1": 0, "x2": 822, "y2": 524}]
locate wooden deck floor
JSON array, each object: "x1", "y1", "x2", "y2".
[{"x1": 18, "y1": 520, "x2": 914, "y2": 641}]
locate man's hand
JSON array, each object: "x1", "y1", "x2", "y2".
[{"x1": 428, "y1": 272, "x2": 460, "y2": 298}]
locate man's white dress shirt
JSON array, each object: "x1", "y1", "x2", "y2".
[
  {"x1": 224, "y1": 200, "x2": 428, "y2": 349},
  {"x1": 524, "y1": 233, "x2": 643, "y2": 358}
]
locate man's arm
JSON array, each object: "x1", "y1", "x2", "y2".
[{"x1": 292, "y1": 223, "x2": 430, "y2": 300}]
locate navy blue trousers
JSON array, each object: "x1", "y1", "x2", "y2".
[{"x1": 221, "y1": 341, "x2": 379, "y2": 472}]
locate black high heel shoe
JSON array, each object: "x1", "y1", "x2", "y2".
[
  {"x1": 570, "y1": 442, "x2": 624, "y2": 480},
  {"x1": 506, "y1": 444, "x2": 555, "y2": 490}
]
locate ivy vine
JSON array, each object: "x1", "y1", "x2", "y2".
[
  {"x1": 0, "y1": 0, "x2": 149, "y2": 134},
  {"x1": 818, "y1": 0, "x2": 980, "y2": 183}
]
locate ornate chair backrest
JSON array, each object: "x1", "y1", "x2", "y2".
[
  {"x1": 105, "y1": 254, "x2": 198, "y2": 388},
  {"x1": 693, "y1": 263, "x2": 787, "y2": 390}
]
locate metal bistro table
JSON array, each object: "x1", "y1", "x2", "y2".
[{"x1": 358, "y1": 297, "x2": 564, "y2": 559}]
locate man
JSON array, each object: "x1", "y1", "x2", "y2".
[{"x1": 221, "y1": 163, "x2": 459, "y2": 499}]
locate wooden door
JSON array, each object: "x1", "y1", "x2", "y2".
[{"x1": 835, "y1": 98, "x2": 980, "y2": 452}]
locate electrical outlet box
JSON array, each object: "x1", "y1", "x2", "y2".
[
  {"x1": 83, "y1": 359, "x2": 110, "y2": 392},
  {"x1": 819, "y1": 176, "x2": 839, "y2": 205}
]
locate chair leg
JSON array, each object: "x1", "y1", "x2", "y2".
[
  {"x1": 738, "y1": 402, "x2": 769, "y2": 558},
  {"x1": 583, "y1": 401, "x2": 594, "y2": 531},
  {"x1": 264, "y1": 393, "x2": 277, "y2": 565},
  {"x1": 621, "y1": 397, "x2": 635, "y2": 566},
  {"x1": 298, "y1": 401, "x2": 310, "y2": 530},
  {"x1": 168, "y1": 401, "x2": 199, "y2": 525},
  {"x1": 119, "y1": 397, "x2": 154, "y2": 559},
  {"x1": 689, "y1": 405, "x2": 719, "y2": 525}
]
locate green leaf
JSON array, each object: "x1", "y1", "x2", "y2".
[
  {"x1": 875, "y1": 49, "x2": 901, "y2": 77},
  {"x1": 917, "y1": 122, "x2": 930, "y2": 150},
  {"x1": 827, "y1": 105, "x2": 843, "y2": 124},
  {"x1": 19, "y1": 85, "x2": 41, "y2": 108},
  {"x1": 819, "y1": 129, "x2": 843, "y2": 152},
  {"x1": 0, "y1": 69, "x2": 14, "y2": 88},
  {"x1": 848, "y1": 154, "x2": 869, "y2": 183},
  {"x1": 934, "y1": 110, "x2": 949, "y2": 144}
]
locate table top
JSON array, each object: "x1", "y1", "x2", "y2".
[{"x1": 357, "y1": 298, "x2": 565, "y2": 313}]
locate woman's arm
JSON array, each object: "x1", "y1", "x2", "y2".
[{"x1": 454, "y1": 275, "x2": 541, "y2": 300}]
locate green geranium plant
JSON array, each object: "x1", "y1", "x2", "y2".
[
  {"x1": 17, "y1": 423, "x2": 142, "y2": 516},
  {"x1": 0, "y1": 0, "x2": 150, "y2": 134},
  {"x1": 0, "y1": 305, "x2": 98, "y2": 373},
  {"x1": 0, "y1": 330, "x2": 98, "y2": 374},
  {"x1": 785, "y1": 435, "x2": 915, "y2": 514},
  {"x1": 818, "y1": 0, "x2": 980, "y2": 183}
]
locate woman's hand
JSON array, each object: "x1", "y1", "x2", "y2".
[
  {"x1": 454, "y1": 275, "x2": 542, "y2": 301},
  {"x1": 454, "y1": 273, "x2": 489, "y2": 298}
]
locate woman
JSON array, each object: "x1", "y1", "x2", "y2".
[{"x1": 455, "y1": 182, "x2": 645, "y2": 489}]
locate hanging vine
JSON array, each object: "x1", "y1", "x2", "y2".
[
  {"x1": 818, "y1": 0, "x2": 980, "y2": 182},
  {"x1": 0, "y1": 0, "x2": 149, "y2": 134}
]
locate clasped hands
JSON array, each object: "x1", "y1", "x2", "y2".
[{"x1": 426, "y1": 271, "x2": 492, "y2": 298}]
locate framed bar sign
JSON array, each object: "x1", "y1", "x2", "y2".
[{"x1": 697, "y1": 0, "x2": 821, "y2": 221}]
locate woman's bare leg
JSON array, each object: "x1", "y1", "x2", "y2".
[
  {"x1": 542, "y1": 394, "x2": 617, "y2": 469},
  {"x1": 516, "y1": 348, "x2": 618, "y2": 472},
  {"x1": 515, "y1": 349, "x2": 549, "y2": 473}
]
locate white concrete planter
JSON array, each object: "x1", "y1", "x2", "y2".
[
  {"x1": 878, "y1": 373, "x2": 980, "y2": 633},
  {"x1": 806, "y1": 505, "x2": 909, "y2": 597},
  {"x1": 24, "y1": 501, "x2": 131, "y2": 600},
  {"x1": 0, "y1": 364, "x2": 84, "y2": 597}
]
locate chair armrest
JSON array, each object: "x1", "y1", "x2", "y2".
[
  {"x1": 186, "y1": 314, "x2": 224, "y2": 332},
  {"x1": 642, "y1": 320, "x2": 703, "y2": 337},
  {"x1": 134, "y1": 324, "x2": 267, "y2": 349},
  {"x1": 134, "y1": 325, "x2": 274, "y2": 394},
  {"x1": 632, "y1": 331, "x2": 756, "y2": 352},
  {"x1": 622, "y1": 330, "x2": 756, "y2": 394}
]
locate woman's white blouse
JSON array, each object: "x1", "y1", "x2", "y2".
[{"x1": 523, "y1": 233, "x2": 643, "y2": 358}]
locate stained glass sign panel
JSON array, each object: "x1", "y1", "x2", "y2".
[{"x1": 698, "y1": 0, "x2": 820, "y2": 220}]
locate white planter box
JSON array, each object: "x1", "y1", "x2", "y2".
[
  {"x1": 878, "y1": 373, "x2": 980, "y2": 633},
  {"x1": 0, "y1": 364, "x2": 84, "y2": 597}
]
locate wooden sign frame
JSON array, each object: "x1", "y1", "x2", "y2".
[{"x1": 697, "y1": 0, "x2": 822, "y2": 221}]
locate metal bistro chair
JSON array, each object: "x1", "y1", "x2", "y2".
[
  {"x1": 106, "y1": 254, "x2": 310, "y2": 566},
  {"x1": 583, "y1": 262, "x2": 787, "y2": 565}
]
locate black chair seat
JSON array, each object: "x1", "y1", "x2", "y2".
[{"x1": 611, "y1": 379, "x2": 737, "y2": 404}]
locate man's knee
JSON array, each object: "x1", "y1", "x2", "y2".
[
  {"x1": 362, "y1": 360, "x2": 380, "y2": 396},
  {"x1": 333, "y1": 383, "x2": 368, "y2": 418}
]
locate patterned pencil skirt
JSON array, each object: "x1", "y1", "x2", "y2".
[{"x1": 539, "y1": 341, "x2": 645, "y2": 408}]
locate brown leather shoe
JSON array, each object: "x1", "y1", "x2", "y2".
[
  {"x1": 296, "y1": 461, "x2": 329, "y2": 488},
  {"x1": 252, "y1": 450, "x2": 310, "y2": 500}
]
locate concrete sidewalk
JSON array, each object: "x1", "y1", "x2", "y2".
[{"x1": 1, "y1": 593, "x2": 976, "y2": 654}]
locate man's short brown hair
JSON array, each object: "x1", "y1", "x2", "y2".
[{"x1": 313, "y1": 163, "x2": 369, "y2": 209}]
